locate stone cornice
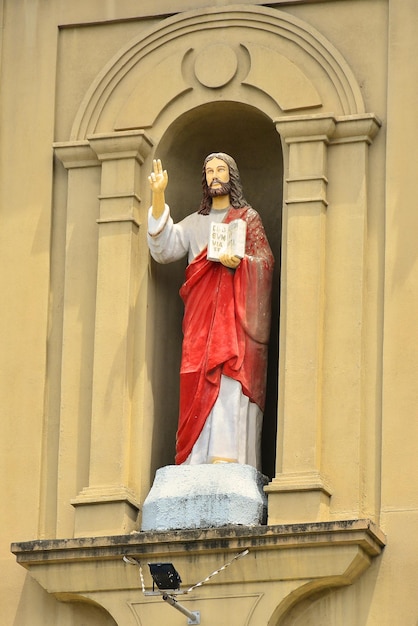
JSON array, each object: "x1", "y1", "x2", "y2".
[
  {"x1": 275, "y1": 113, "x2": 382, "y2": 144},
  {"x1": 12, "y1": 519, "x2": 385, "y2": 597}
]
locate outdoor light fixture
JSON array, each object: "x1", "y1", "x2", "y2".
[
  {"x1": 148, "y1": 562, "x2": 182, "y2": 591},
  {"x1": 123, "y1": 548, "x2": 249, "y2": 625}
]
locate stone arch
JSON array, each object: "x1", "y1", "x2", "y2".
[{"x1": 70, "y1": 5, "x2": 366, "y2": 140}]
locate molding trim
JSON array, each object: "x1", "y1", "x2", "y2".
[
  {"x1": 71, "y1": 5, "x2": 366, "y2": 139},
  {"x1": 12, "y1": 520, "x2": 385, "y2": 624}
]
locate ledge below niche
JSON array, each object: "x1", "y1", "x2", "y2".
[{"x1": 11, "y1": 519, "x2": 385, "y2": 626}]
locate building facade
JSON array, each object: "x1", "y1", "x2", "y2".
[{"x1": 1, "y1": 0, "x2": 417, "y2": 624}]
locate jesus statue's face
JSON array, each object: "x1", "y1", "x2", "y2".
[{"x1": 205, "y1": 157, "x2": 231, "y2": 197}]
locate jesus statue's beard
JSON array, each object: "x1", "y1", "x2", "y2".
[{"x1": 208, "y1": 180, "x2": 231, "y2": 197}]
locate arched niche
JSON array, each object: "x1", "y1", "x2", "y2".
[
  {"x1": 150, "y1": 101, "x2": 283, "y2": 478},
  {"x1": 53, "y1": 4, "x2": 381, "y2": 537}
]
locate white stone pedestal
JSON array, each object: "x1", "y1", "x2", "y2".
[{"x1": 141, "y1": 464, "x2": 268, "y2": 531}]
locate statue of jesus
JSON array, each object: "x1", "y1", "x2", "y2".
[{"x1": 147, "y1": 153, "x2": 274, "y2": 470}]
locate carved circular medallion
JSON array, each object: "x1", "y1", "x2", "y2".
[{"x1": 194, "y1": 44, "x2": 238, "y2": 88}]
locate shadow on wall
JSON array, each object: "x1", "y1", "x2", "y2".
[
  {"x1": 12, "y1": 574, "x2": 117, "y2": 626},
  {"x1": 275, "y1": 550, "x2": 384, "y2": 626}
]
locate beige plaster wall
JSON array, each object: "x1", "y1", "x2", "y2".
[{"x1": 1, "y1": 0, "x2": 417, "y2": 624}]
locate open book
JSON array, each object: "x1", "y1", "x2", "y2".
[{"x1": 207, "y1": 218, "x2": 247, "y2": 262}]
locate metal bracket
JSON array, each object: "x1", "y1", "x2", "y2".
[
  {"x1": 188, "y1": 610, "x2": 200, "y2": 624},
  {"x1": 162, "y1": 593, "x2": 200, "y2": 623}
]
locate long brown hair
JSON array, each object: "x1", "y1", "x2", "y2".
[{"x1": 198, "y1": 152, "x2": 252, "y2": 215}]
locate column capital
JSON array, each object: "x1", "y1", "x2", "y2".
[
  {"x1": 53, "y1": 140, "x2": 100, "y2": 169},
  {"x1": 332, "y1": 113, "x2": 382, "y2": 145},
  {"x1": 87, "y1": 130, "x2": 153, "y2": 163},
  {"x1": 274, "y1": 112, "x2": 382, "y2": 145},
  {"x1": 274, "y1": 114, "x2": 336, "y2": 143}
]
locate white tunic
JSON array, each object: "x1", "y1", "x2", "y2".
[{"x1": 147, "y1": 205, "x2": 262, "y2": 469}]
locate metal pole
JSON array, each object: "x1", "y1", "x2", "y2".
[{"x1": 162, "y1": 593, "x2": 200, "y2": 624}]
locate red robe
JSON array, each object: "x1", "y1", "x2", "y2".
[{"x1": 176, "y1": 207, "x2": 274, "y2": 464}]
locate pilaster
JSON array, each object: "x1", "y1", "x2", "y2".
[
  {"x1": 267, "y1": 114, "x2": 381, "y2": 524},
  {"x1": 267, "y1": 115, "x2": 335, "y2": 523},
  {"x1": 70, "y1": 130, "x2": 153, "y2": 537},
  {"x1": 52, "y1": 141, "x2": 101, "y2": 538}
]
